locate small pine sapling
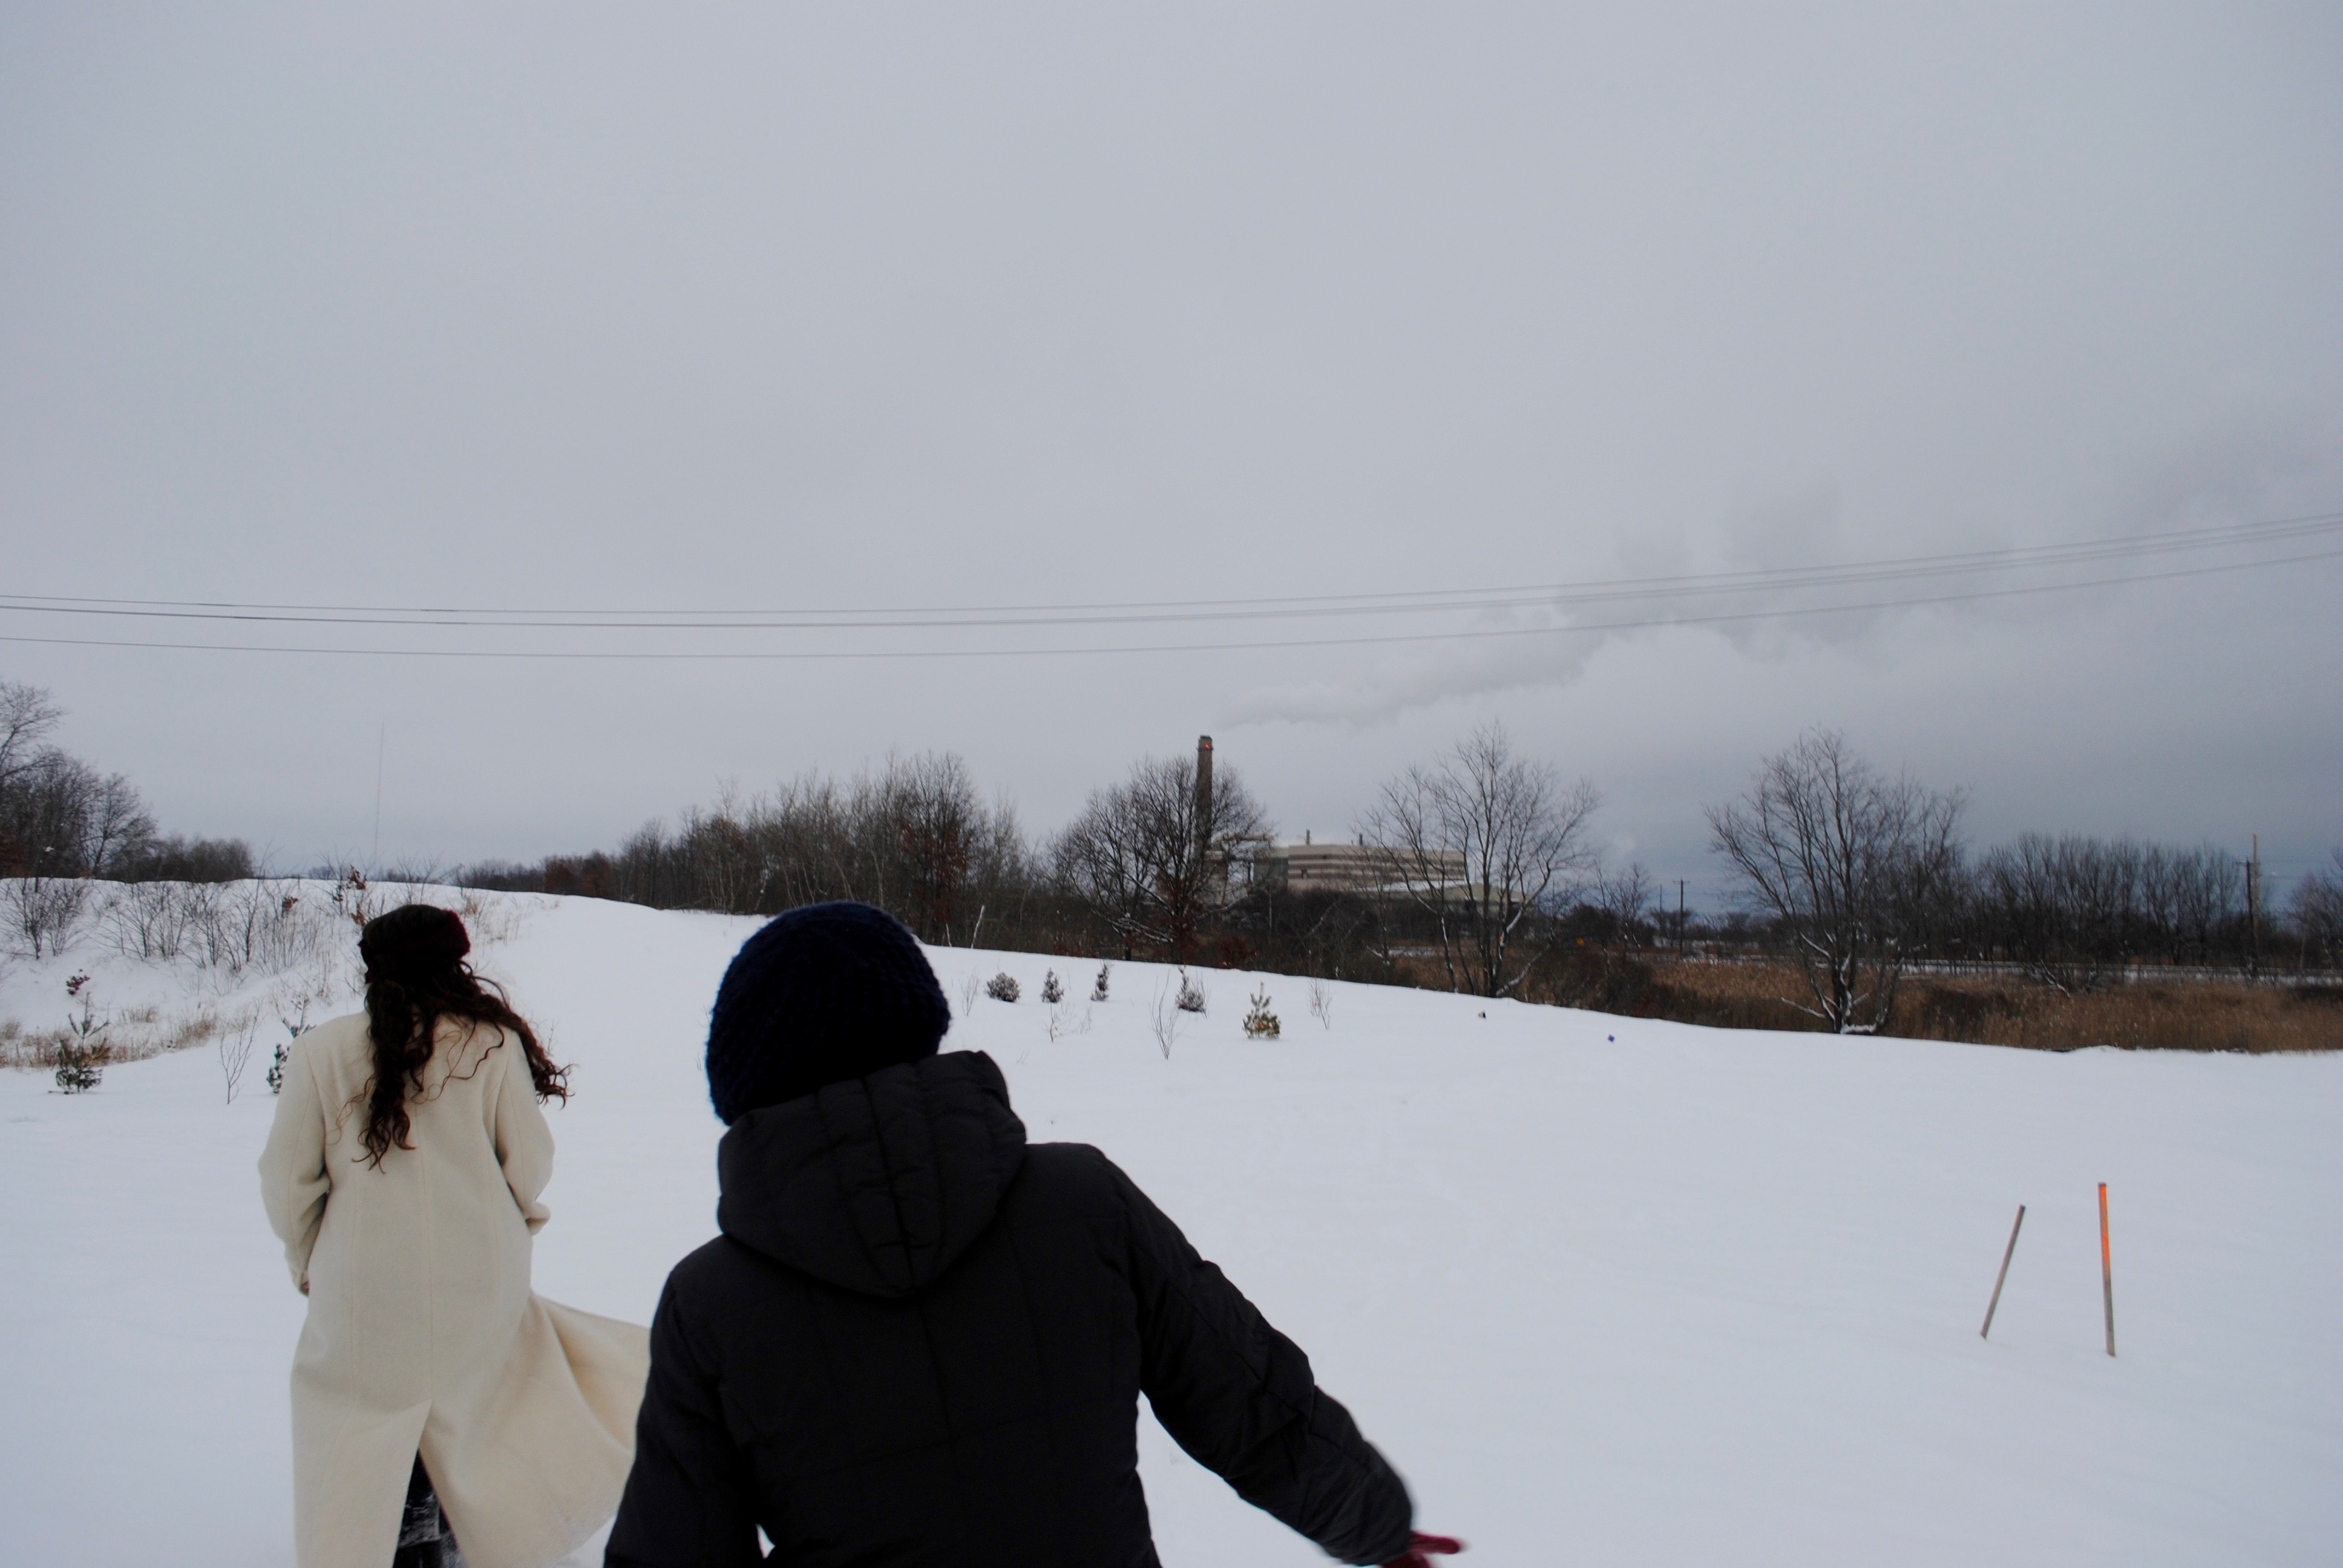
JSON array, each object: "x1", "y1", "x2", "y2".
[
  {"x1": 985, "y1": 972, "x2": 1021, "y2": 1004},
  {"x1": 1090, "y1": 964, "x2": 1112, "y2": 1002},
  {"x1": 55, "y1": 974, "x2": 108, "y2": 1094},
  {"x1": 1041, "y1": 970, "x2": 1064, "y2": 1004},
  {"x1": 1242, "y1": 985, "x2": 1281, "y2": 1039},
  {"x1": 269, "y1": 998, "x2": 313, "y2": 1096}
]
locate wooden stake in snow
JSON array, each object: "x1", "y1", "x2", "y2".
[
  {"x1": 2099, "y1": 1183, "x2": 2117, "y2": 1357},
  {"x1": 1980, "y1": 1204, "x2": 2025, "y2": 1339}
]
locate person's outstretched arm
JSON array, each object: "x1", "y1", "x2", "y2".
[
  {"x1": 1106, "y1": 1156, "x2": 1415, "y2": 1566},
  {"x1": 605, "y1": 1273, "x2": 765, "y2": 1568}
]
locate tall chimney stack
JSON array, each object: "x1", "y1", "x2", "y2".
[{"x1": 1194, "y1": 736, "x2": 1214, "y2": 865}]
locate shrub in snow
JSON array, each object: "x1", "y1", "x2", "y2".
[
  {"x1": 269, "y1": 998, "x2": 313, "y2": 1097},
  {"x1": 1175, "y1": 975, "x2": 1205, "y2": 1014},
  {"x1": 54, "y1": 974, "x2": 108, "y2": 1093},
  {"x1": 1090, "y1": 964, "x2": 1111, "y2": 1002},
  {"x1": 105, "y1": 878, "x2": 339, "y2": 976},
  {"x1": 985, "y1": 972, "x2": 1021, "y2": 1003},
  {"x1": 219, "y1": 1014, "x2": 259, "y2": 1104},
  {"x1": 102, "y1": 879, "x2": 194, "y2": 961},
  {"x1": 331, "y1": 868, "x2": 373, "y2": 929},
  {"x1": 1308, "y1": 978, "x2": 1333, "y2": 1030},
  {"x1": 1242, "y1": 985, "x2": 1281, "y2": 1039},
  {"x1": 1149, "y1": 976, "x2": 1183, "y2": 1058},
  {"x1": 1041, "y1": 970, "x2": 1064, "y2": 1004},
  {"x1": 6, "y1": 875, "x2": 91, "y2": 959}
]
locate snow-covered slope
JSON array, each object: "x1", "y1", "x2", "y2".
[{"x1": 3, "y1": 890, "x2": 2336, "y2": 1565}]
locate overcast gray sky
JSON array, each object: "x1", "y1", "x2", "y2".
[{"x1": 4, "y1": 4, "x2": 2338, "y2": 904}]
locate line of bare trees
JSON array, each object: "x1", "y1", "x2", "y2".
[
  {"x1": 465, "y1": 720, "x2": 1622, "y2": 998},
  {"x1": 2, "y1": 682, "x2": 254, "y2": 884},
  {"x1": 13, "y1": 670, "x2": 2334, "y2": 1022},
  {"x1": 456, "y1": 720, "x2": 2336, "y2": 1025},
  {"x1": 1705, "y1": 727, "x2": 2337, "y2": 1033},
  {"x1": 465, "y1": 754, "x2": 1037, "y2": 947},
  {"x1": 2295, "y1": 852, "x2": 2343, "y2": 969},
  {"x1": 3, "y1": 681, "x2": 256, "y2": 956}
]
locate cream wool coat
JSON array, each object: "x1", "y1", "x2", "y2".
[{"x1": 259, "y1": 1012, "x2": 648, "y2": 1568}]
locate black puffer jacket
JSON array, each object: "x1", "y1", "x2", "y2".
[{"x1": 606, "y1": 1051, "x2": 1412, "y2": 1568}]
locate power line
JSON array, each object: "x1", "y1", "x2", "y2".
[
  {"x1": 2, "y1": 510, "x2": 2336, "y2": 631},
  {"x1": 4, "y1": 544, "x2": 2336, "y2": 662}
]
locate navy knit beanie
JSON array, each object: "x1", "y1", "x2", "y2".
[{"x1": 705, "y1": 901, "x2": 951, "y2": 1123}]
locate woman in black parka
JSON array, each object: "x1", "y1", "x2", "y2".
[{"x1": 606, "y1": 903, "x2": 1457, "y2": 1568}]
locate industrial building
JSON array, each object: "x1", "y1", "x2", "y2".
[{"x1": 1254, "y1": 834, "x2": 1469, "y2": 898}]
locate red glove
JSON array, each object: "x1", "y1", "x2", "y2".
[{"x1": 1383, "y1": 1532, "x2": 1465, "y2": 1568}]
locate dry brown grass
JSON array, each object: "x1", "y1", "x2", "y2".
[
  {"x1": 0, "y1": 1005, "x2": 232, "y2": 1071},
  {"x1": 1895, "y1": 973, "x2": 2342, "y2": 1053},
  {"x1": 1542, "y1": 954, "x2": 2343, "y2": 1053}
]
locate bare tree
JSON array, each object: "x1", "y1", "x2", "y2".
[
  {"x1": 2160, "y1": 844, "x2": 2241, "y2": 967},
  {"x1": 678, "y1": 786, "x2": 764, "y2": 916},
  {"x1": 1053, "y1": 752, "x2": 1269, "y2": 961},
  {"x1": 756, "y1": 771, "x2": 856, "y2": 910},
  {"x1": 0, "y1": 682, "x2": 64, "y2": 787},
  {"x1": 0, "y1": 750, "x2": 100, "y2": 875},
  {"x1": 84, "y1": 773, "x2": 157, "y2": 877},
  {"x1": 1975, "y1": 833, "x2": 2149, "y2": 993},
  {"x1": 1706, "y1": 729, "x2": 1964, "y2": 1033},
  {"x1": 1358, "y1": 720, "x2": 1601, "y2": 998},
  {"x1": 2291, "y1": 849, "x2": 2343, "y2": 969},
  {"x1": 879, "y1": 752, "x2": 994, "y2": 944},
  {"x1": 2135, "y1": 843, "x2": 2184, "y2": 963},
  {"x1": 1593, "y1": 860, "x2": 1656, "y2": 949}
]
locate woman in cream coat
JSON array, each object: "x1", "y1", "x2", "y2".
[{"x1": 260, "y1": 905, "x2": 647, "y2": 1568}]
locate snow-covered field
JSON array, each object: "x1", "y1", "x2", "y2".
[{"x1": 3, "y1": 888, "x2": 2337, "y2": 1566}]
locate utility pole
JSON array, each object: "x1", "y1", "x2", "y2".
[
  {"x1": 2247, "y1": 834, "x2": 2259, "y2": 978},
  {"x1": 1678, "y1": 878, "x2": 1687, "y2": 959}
]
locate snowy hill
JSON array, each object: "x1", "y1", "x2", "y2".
[{"x1": 2, "y1": 887, "x2": 2337, "y2": 1565}]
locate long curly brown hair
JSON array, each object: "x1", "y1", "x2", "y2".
[{"x1": 355, "y1": 904, "x2": 568, "y2": 1168}]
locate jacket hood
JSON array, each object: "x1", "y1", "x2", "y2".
[{"x1": 715, "y1": 1050, "x2": 1027, "y2": 1298}]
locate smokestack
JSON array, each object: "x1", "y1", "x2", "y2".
[{"x1": 1195, "y1": 735, "x2": 1214, "y2": 864}]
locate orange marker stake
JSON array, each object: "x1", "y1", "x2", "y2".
[
  {"x1": 2099, "y1": 1183, "x2": 2116, "y2": 1358},
  {"x1": 1981, "y1": 1204, "x2": 2025, "y2": 1340}
]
